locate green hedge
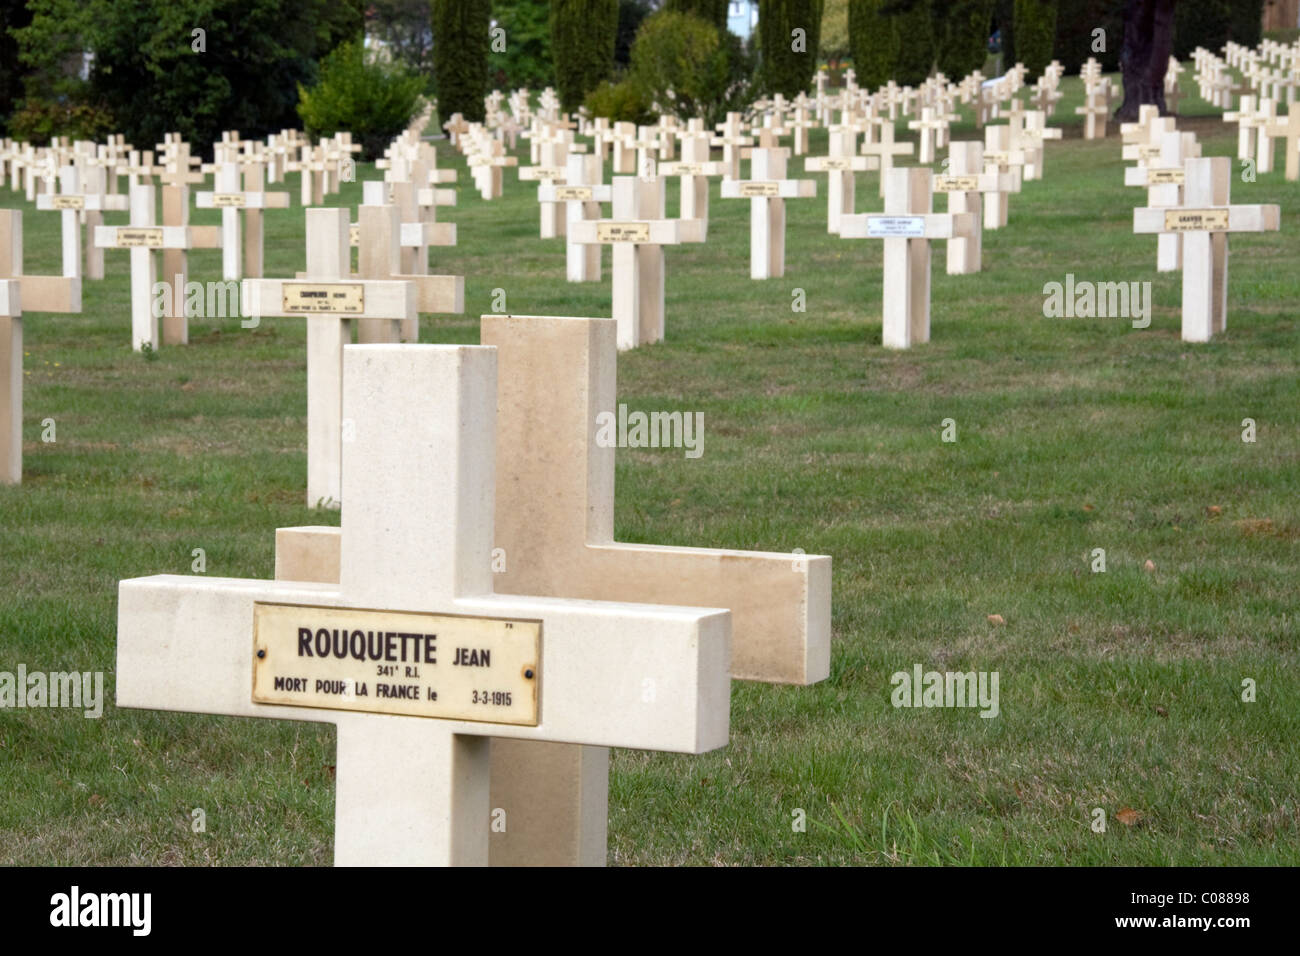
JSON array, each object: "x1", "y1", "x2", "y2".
[
  {"x1": 937, "y1": 0, "x2": 995, "y2": 79},
  {"x1": 551, "y1": 0, "x2": 618, "y2": 112},
  {"x1": 298, "y1": 42, "x2": 425, "y2": 159},
  {"x1": 1051, "y1": 0, "x2": 1122, "y2": 74},
  {"x1": 1173, "y1": 0, "x2": 1263, "y2": 59},
  {"x1": 891, "y1": 1, "x2": 934, "y2": 85},
  {"x1": 759, "y1": 0, "x2": 826, "y2": 96},
  {"x1": 663, "y1": 0, "x2": 729, "y2": 30},
  {"x1": 433, "y1": 0, "x2": 490, "y2": 121},
  {"x1": 1013, "y1": 0, "x2": 1056, "y2": 80},
  {"x1": 848, "y1": 0, "x2": 899, "y2": 89}
]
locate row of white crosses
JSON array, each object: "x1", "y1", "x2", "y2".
[{"x1": 1076, "y1": 58, "x2": 1119, "y2": 139}]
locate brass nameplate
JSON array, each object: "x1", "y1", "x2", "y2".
[
  {"x1": 252, "y1": 603, "x2": 540, "y2": 725},
  {"x1": 1164, "y1": 208, "x2": 1229, "y2": 232},
  {"x1": 984, "y1": 151, "x2": 1009, "y2": 163},
  {"x1": 212, "y1": 192, "x2": 247, "y2": 207},
  {"x1": 866, "y1": 216, "x2": 927, "y2": 238},
  {"x1": 596, "y1": 221, "x2": 650, "y2": 242},
  {"x1": 935, "y1": 175, "x2": 979, "y2": 192},
  {"x1": 115, "y1": 228, "x2": 164, "y2": 248},
  {"x1": 739, "y1": 181, "x2": 780, "y2": 197},
  {"x1": 1147, "y1": 168, "x2": 1185, "y2": 185},
  {"x1": 282, "y1": 282, "x2": 365, "y2": 313},
  {"x1": 1138, "y1": 144, "x2": 1162, "y2": 158},
  {"x1": 555, "y1": 185, "x2": 593, "y2": 200},
  {"x1": 672, "y1": 163, "x2": 705, "y2": 175},
  {"x1": 533, "y1": 167, "x2": 565, "y2": 179},
  {"x1": 52, "y1": 196, "x2": 85, "y2": 210},
  {"x1": 819, "y1": 158, "x2": 852, "y2": 171}
]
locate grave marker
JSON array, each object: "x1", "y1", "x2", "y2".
[{"x1": 720, "y1": 148, "x2": 817, "y2": 279}]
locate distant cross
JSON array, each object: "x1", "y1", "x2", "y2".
[
  {"x1": 981, "y1": 125, "x2": 1026, "y2": 229},
  {"x1": 35, "y1": 165, "x2": 127, "y2": 280},
  {"x1": 1123, "y1": 129, "x2": 1200, "y2": 272},
  {"x1": 1263, "y1": 106, "x2": 1300, "y2": 181},
  {"x1": 711, "y1": 113, "x2": 754, "y2": 180},
  {"x1": 804, "y1": 128, "x2": 877, "y2": 234},
  {"x1": 720, "y1": 148, "x2": 817, "y2": 279},
  {"x1": 195, "y1": 161, "x2": 290, "y2": 281},
  {"x1": 839, "y1": 168, "x2": 977, "y2": 349},
  {"x1": 659, "y1": 133, "x2": 726, "y2": 238},
  {"x1": 538, "y1": 154, "x2": 611, "y2": 282},
  {"x1": 860, "y1": 119, "x2": 915, "y2": 197}
]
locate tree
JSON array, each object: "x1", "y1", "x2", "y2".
[
  {"x1": 551, "y1": 0, "x2": 618, "y2": 111},
  {"x1": 821, "y1": 0, "x2": 850, "y2": 60},
  {"x1": 664, "y1": 0, "x2": 730, "y2": 30},
  {"x1": 1013, "y1": 0, "x2": 1056, "y2": 80},
  {"x1": 760, "y1": 0, "x2": 826, "y2": 96},
  {"x1": 1115, "y1": 0, "x2": 1176, "y2": 120},
  {"x1": 368, "y1": 0, "x2": 435, "y2": 80},
  {"x1": 616, "y1": 0, "x2": 656, "y2": 68},
  {"x1": 0, "y1": 0, "x2": 34, "y2": 136},
  {"x1": 14, "y1": 0, "x2": 362, "y2": 149},
  {"x1": 298, "y1": 41, "x2": 425, "y2": 159},
  {"x1": 433, "y1": 0, "x2": 491, "y2": 121},
  {"x1": 888, "y1": 0, "x2": 934, "y2": 85},
  {"x1": 491, "y1": 0, "x2": 553, "y2": 89},
  {"x1": 935, "y1": 0, "x2": 994, "y2": 78},
  {"x1": 849, "y1": 0, "x2": 899, "y2": 89}
]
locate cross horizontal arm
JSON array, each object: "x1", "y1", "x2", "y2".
[
  {"x1": 115, "y1": 574, "x2": 730, "y2": 753},
  {"x1": 839, "y1": 212, "x2": 979, "y2": 240},
  {"x1": 1133, "y1": 204, "x2": 1281, "y2": 234},
  {"x1": 241, "y1": 278, "x2": 418, "y2": 320},
  {"x1": 36, "y1": 194, "x2": 129, "y2": 213},
  {"x1": 93, "y1": 225, "x2": 193, "y2": 250},
  {"x1": 569, "y1": 219, "x2": 686, "y2": 246},
  {"x1": 195, "y1": 191, "x2": 291, "y2": 210},
  {"x1": 720, "y1": 179, "x2": 817, "y2": 199}
]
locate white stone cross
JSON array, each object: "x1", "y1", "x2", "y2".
[
  {"x1": 711, "y1": 113, "x2": 754, "y2": 180},
  {"x1": 519, "y1": 140, "x2": 572, "y2": 239},
  {"x1": 93, "y1": 183, "x2": 195, "y2": 351},
  {"x1": 804, "y1": 128, "x2": 877, "y2": 234},
  {"x1": 935, "y1": 142, "x2": 1002, "y2": 275},
  {"x1": 116, "y1": 342, "x2": 731, "y2": 866},
  {"x1": 538, "y1": 154, "x2": 611, "y2": 282},
  {"x1": 243, "y1": 208, "x2": 418, "y2": 506},
  {"x1": 1123, "y1": 130, "x2": 1200, "y2": 272},
  {"x1": 839, "y1": 167, "x2": 977, "y2": 349},
  {"x1": 274, "y1": 312, "x2": 829, "y2": 866},
  {"x1": 35, "y1": 165, "x2": 128, "y2": 280},
  {"x1": 1253, "y1": 98, "x2": 1280, "y2": 174},
  {"x1": 659, "y1": 132, "x2": 726, "y2": 239},
  {"x1": 907, "y1": 108, "x2": 948, "y2": 164},
  {"x1": 1075, "y1": 86, "x2": 1111, "y2": 140},
  {"x1": 0, "y1": 210, "x2": 82, "y2": 485},
  {"x1": 1133, "y1": 156, "x2": 1281, "y2": 342},
  {"x1": 981, "y1": 125, "x2": 1026, "y2": 229},
  {"x1": 1264, "y1": 106, "x2": 1300, "y2": 181},
  {"x1": 860, "y1": 119, "x2": 915, "y2": 196},
  {"x1": 720, "y1": 148, "x2": 817, "y2": 279},
  {"x1": 1224, "y1": 94, "x2": 1262, "y2": 161},
  {"x1": 195, "y1": 161, "x2": 290, "y2": 281},
  {"x1": 569, "y1": 176, "x2": 703, "y2": 349}
]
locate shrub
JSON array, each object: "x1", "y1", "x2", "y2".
[
  {"x1": 937, "y1": 0, "x2": 995, "y2": 79},
  {"x1": 433, "y1": 0, "x2": 491, "y2": 121},
  {"x1": 626, "y1": 10, "x2": 754, "y2": 125},
  {"x1": 582, "y1": 79, "x2": 655, "y2": 124},
  {"x1": 297, "y1": 42, "x2": 425, "y2": 159},
  {"x1": 551, "y1": 0, "x2": 619, "y2": 111},
  {"x1": 9, "y1": 99, "x2": 117, "y2": 144},
  {"x1": 890, "y1": 0, "x2": 935, "y2": 85}
]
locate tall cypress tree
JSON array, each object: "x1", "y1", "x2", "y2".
[
  {"x1": 848, "y1": 0, "x2": 899, "y2": 89},
  {"x1": 890, "y1": 0, "x2": 935, "y2": 85},
  {"x1": 1013, "y1": 0, "x2": 1057, "y2": 80},
  {"x1": 433, "y1": 0, "x2": 490, "y2": 121},
  {"x1": 936, "y1": 0, "x2": 995, "y2": 79},
  {"x1": 664, "y1": 0, "x2": 730, "y2": 30},
  {"x1": 760, "y1": 0, "x2": 826, "y2": 96},
  {"x1": 551, "y1": 0, "x2": 618, "y2": 111}
]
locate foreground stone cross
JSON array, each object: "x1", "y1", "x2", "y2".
[
  {"x1": 934, "y1": 142, "x2": 998, "y2": 275},
  {"x1": 1123, "y1": 130, "x2": 1200, "y2": 272},
  {"x1": 720, "y1": 148, "x2": 816, "y2": 279},
  {"x1": 1133, "y1": 156, "x2": 1281, "y2": 343},
  {"x1": 840, "y1": 167, "x2": 977, "y2": 348},
  {"x1": 1, "y1": 210, "x2": 82, "y2": 484},
  {"x1": 568, "y1": 176, "x2": 703, "y2": 350},
  {"x1": 243, "y1": 208, "x2": 417, "y2": 507},
  {"x1": 94, "y1": 183, "x2": 195, "y2": 351},
  {"x1": 117, "y1": 343, "x2": 731, "y2": 866},
  {"x1": 804, "y1": 128, "x2": 877, "y2": 234},
  {"x1": 195, "y1": 161, "x2": 290, "y2": 281},
  {"x1": 274, "y1": 313, "x2": 830, "y2": 865}
]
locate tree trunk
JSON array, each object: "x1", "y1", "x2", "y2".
[{"x1": 1115, "y1": 0, "x2": 1177, "y2": 120}]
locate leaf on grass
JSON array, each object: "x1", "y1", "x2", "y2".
[
  {"x1": 987, "y1": 614, "x2": 1005, "y2": 625},
  {"x1": 1155, "y1": 705, "x2": 1168, "y2": 717},
  {"x1": 1206, "y1": 505, "x2": 1222, "y2": 516},
  {"x1": 1115, "y1": 807, "x2": 1142, "y2": 826},
  {"x1": 1144, "y1": 560, "x2": 1155, "y2": 572},
  {"x1": 88, "y1": 794, "x2": 105, "y2": 807}
]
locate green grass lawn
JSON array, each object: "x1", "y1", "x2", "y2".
[{"x1": 1, "y1": 73, "x2": 1297, "y2": 865}]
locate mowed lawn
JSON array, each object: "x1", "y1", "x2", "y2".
[{"x1": 1, "y1": 74, "x2": 1297, "y2": 865}]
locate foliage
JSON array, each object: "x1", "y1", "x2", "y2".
[
  {"x1": 935, "y1": 0, "x2": 994, "y2": 78},
  {"x1": 888, "y1": 0, "x2": 934, "y2": 84},
  {"x1": 616, "y1": 0, "x2": 657, "y2": 67},
  {"x1": 490, "y1": 0, "x2": 553, "y2": 90},
  {"x1": 12, "y1": 0, "x2": 361, "y2": 149},
  {"x1": 1013, "y1": 0, "x2": 1056, "y2": 80},
  {"x1": 432, "y1": 0, "x2": 491, "y2": 122},
  {"x1": 821, "y1": 0, "x2": 850, "y2": 59},
  {"x1": 624, "y1": 9, "x2": 754, "y2": 125},
  {"x1": 1173, "y1": 0, "x2": 1264, "y2": 60},
  {"x1": 0, "y1": 0, "x2": 34, "y2": 136},
  {"x1": 848, "y1": 0, "x2": 900, "y2": 89},
  {"x1": 759, "y1": 0, "x2": 825, "y2": 96},
  {"x1": 367, "y1": 0, "x2": 435, "y2": 79},
  {"x1": 551, "y1": 0, "x2": 618, "y2": 111},
  {"x1": 582, "y1": 79, "x2": 655, "y2": 124},
  {"x1": 663, "y1": 0, "x2": 730, "y2": 30},
  {"x1": 9, "y1": 99, "x2": 117, "y2": 143},
  {"x1": 297, "y1": 42, "x2": 425, "y2": 159},
  {"x1": 1051, "y1": 0, "x2": 1123, "y2": 73}
]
